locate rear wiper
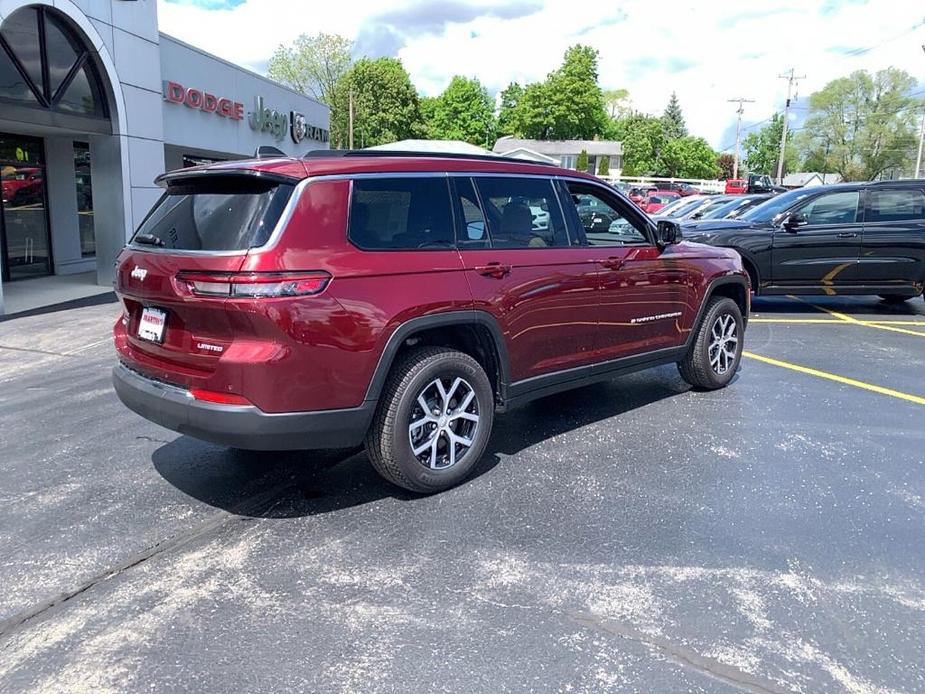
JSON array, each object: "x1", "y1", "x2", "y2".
[{"x1": 134, "y1": 234, "x2": 164, "y2": 247}]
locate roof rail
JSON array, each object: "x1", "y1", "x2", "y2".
[{"x1": 301, "y1": 148, "x2": 560, "y2": 166}]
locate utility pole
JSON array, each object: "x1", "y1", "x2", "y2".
[
  {"x1": 776, "y1": 68, "x2": 805, "y2": 184},
  {"x1": 915, "y1": 44, "x2": 924, "y2": 178},
  {"x1": 728, "y1": 97, "x2": 755, "y2": 179},
  {"x1": 348, "y1": 86, "x2": 354, "y2": 150}
]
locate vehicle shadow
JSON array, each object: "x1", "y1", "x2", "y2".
[
  {"x1": 151, "y1": 366, "x2": 690, "y2": 519},
  {"x1": 752, "y1": 294, "x2": 925, "y2": 316}
]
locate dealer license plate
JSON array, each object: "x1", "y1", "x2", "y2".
[{"x1": 137, "y1": 307, "x2": 167, "y2": 343}]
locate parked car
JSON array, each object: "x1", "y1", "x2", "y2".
[
  {"x1": 725, "y1": 179, "x2": 748, "y2": 195},
  {"x1": 696, "y1": 194, "x2": 773, "y2": 221},
  {"x1": 726, "y1": 174, "x2": 785, "y2": 195},
  {"x1": 628, "y1": 185, "x2": 657, "y2": 206},
  {"x1": 1, "y1": 167, "x2": 43, "y2": 205},
  {"x1": 656, "y1": 195, "x2": 721, "y2": 221},
  {"x1": 662, "y1": 182, "x2": 701, "y2": 197},
  {"x1": 651, "y1": 195, "x2": 707, "y2": 219},
  {"x1": 642, "y1": 191, "x2": 680, "y2": 214},
  {"x1": 112, "y1": 151, "x2": 749, "y2": 493},
  {"x1": 682, "y1": 181, "x2": 925, "y2": 301},
  {"x1": 685, "y1": 195, "x2": 740, "y2": 221}
]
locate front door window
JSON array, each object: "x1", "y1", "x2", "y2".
[{"x1": 0, "y1": 133, "x2": 51, "y2": 280}]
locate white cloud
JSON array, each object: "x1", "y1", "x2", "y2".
[{"x1": 156, "y1": 0, "x2": 925, "y2": 149}]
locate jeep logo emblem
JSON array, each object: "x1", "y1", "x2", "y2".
[{"x1": 131, "y1": 266, "x2": 147, "y2": 281}]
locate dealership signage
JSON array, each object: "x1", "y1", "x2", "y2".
[
  {"x1": 248, "y1": 96, "x2": 329, "y2": 145},
  {"x1": 162, "y1": 83, "x2": 329, "y2": 146},
  {"x1": 162, "y1": 81, "x2": 244, "y2": 120}
]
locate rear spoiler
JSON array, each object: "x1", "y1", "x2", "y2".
[{"x1": 154, "y1": 168, "x2": 300, "y2": 188}]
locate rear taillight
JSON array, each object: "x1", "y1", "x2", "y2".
[{"x1": 177, "y1": 271, "x2": 331, "y2": 298}]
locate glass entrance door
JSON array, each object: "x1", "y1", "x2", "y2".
[{"x1": 0, "y1": 133, "x2": 52, "y2": 280}]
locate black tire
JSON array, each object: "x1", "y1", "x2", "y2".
[
  {"x1": 365, "y1": 346, "x2": 494, "y2": 493},
  {"x1": 678, "y1": 297, "x2": 744, "y2": 390},
  {"x1": 879, "y1": 294, "x2": 911, "y2": 303}
]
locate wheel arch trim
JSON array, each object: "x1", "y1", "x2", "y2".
[{"x1": 364, "y1": 310, "x2": 511, "y2": 404}]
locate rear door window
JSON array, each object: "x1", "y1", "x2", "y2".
[
  {"x1": 472, "y1": 176, "x2": 568, "y2": 248},
  {"x1": 349, "y1": 177, "x2": 454, "y2": 250},
  {"x1": 132, "y1": 177, "x2": 294, "y2": 251},
  {"x1": 867, "y1": 189, "x2": 925, "y2": 222}
]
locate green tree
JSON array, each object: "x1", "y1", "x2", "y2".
[
  {"x1": 331, "y1": 57, "x2": 424, "y2": 148},
  {"x1": 742, "y1": 113, "x2": 796, "y2": 176},
  {"x1": 602, "y1": 88, "x2": 631, "y2": 119},
  {"x1": 544, "y1": 45, "x2": 608, "y2": 139},
  {"x1": 266, "y1": 33, "x2": 353, "y2": 105},
  {"x1": 797, "y1": 68, "x2": 919, "y2": 180},
  {"x1": 611, "y1": 114, "x2": 665, "y2": 175},
  {"x1": 597, "y1": 156, "x2": 610, "y2": 176},
  {"x1": 497, "y1": 82, "x2": 524, "y2": 135},
  {"x1": 661, "y1": 91, "x2": 687, "y2": 139},
  {"x1": 418, "y1": 96, "x2": 439, "y2": 139},
  {"x1": 576, "y1": 149, "x2": 589, "y2": 172},
  {"x1": 425, "y1": 76, "x2": 496, "y2": 147},
  {"x1": 496, "y1": 45, "x2": 607, "y2": 140},
  {"x1": 658, "y1": 136, "x2": 720, "y2": 178}
]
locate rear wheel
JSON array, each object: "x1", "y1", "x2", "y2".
[
  {"x1": 366, "y1": 347, "x2": 493, "y2": 493},
  {"x1": 679, "y1": 297, "x2": 744, "y2": 390}
]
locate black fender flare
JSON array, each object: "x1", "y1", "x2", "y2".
[{"x1": 363, "y1": 310, "x2": 511, "y2": 403}]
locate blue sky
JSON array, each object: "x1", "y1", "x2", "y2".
[{"x1": 158, "y1": 0, "x2": 925, "y2": 151}]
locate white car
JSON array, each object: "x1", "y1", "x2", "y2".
[{"x1": 530, "y1": 205, "x2": 550, "y2": 231}]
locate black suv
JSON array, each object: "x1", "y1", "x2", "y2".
[{"x1": 683, "y1": 181, "x2": 925, "y2": 301}]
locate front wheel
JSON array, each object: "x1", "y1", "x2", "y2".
[
  {"x1": 679, "y1": 297, "x2": 744, "y2": 390},
  {"x1": 366, "y1": 347, "x2": 494, "y2": 493}
]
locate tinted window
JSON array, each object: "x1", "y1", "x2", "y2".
[
  {"x1": 452, "y1": 177, "x2": 489, "y2": 249},
  {"x1": 132, "y1": 178, "x2": 293, "y2": 251},
  {"x1": 868, "y1": 189, "x2": 925, "y2": 223},
  {"x1": 566, "y1": 184, "x2": 648, "y2": 246},
  {"x1": 349, "y1": 177, "x2": 454, "y2": 250},
  {"x1": 474, "y1": 177, "x2": 567, "y2": 248},
  {"x1": 798, "y1": 191, "x2": 859, "y2": 225}
]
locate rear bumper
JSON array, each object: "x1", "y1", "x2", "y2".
[{"x1": 112, "y1": 363, "x2": 374, "y2": 451}]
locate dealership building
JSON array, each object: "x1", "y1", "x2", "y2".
[{"x1": 0, "y1": 0, "x2": 329, "y2": 315}]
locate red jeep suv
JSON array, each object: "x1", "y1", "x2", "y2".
[{"x1": 113, "y1": 151, "x2": 749, "y2": 493}]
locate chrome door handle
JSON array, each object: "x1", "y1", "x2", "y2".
[{"x1": 836, "y1": 232, "x2": 858, "y2": 238}]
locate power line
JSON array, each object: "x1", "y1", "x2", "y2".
[{"x1": 840, "y1": 20, "x2": 925, "y2": 57}]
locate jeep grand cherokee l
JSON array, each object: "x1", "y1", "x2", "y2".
[
  {"x1": 113, "y1": 151, "x2": 749, "y2": 493},
  {"x1": 683, "y1": 181, "x2": 925, "y2": 302}
]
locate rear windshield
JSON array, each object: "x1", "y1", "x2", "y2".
[{"x1": 131, "y1": 177, "x2": 294, "y2": 251}]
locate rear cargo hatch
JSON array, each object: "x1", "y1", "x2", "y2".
[{"x1": 115, "y1": 174, "x2": 295, "y2": 377}]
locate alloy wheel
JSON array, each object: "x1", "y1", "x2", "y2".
[
  {"x1": 408, "y1": 376, "x2": 480, "y2": 470},
  {"x1": 709, "y1": 313, "x2": 738, "y2": 375}
]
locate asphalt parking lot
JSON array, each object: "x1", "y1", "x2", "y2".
[{"x1": 0, "y1": 294, "x2": 923, "y2": 693}]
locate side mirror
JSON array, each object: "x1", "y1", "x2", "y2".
[
  {"x1": 656, "y1": 219, "x2": 683, "y2": 246},
  {"x1": 783, "y1": 212, "x2": 807, "y2": 231}
]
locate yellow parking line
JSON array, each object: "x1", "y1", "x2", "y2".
[
  {"x1": 743, "y1": 351, "x2": 925, "y2": 405},
  {"x1": 785, "y1": 296, "x2": 925, "y2": 336},
  {"x1": 749, "y1": 318, "x2": 845, "y2": 324}
]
